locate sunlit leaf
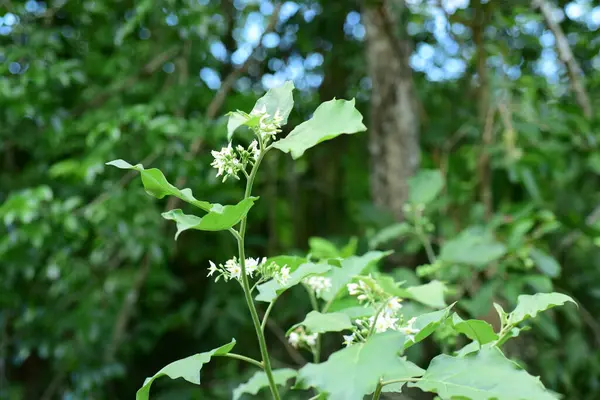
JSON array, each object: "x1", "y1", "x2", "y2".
[
  {"x1": 410, "y1": 346, "x2": 557, "y2": 400},
  {"x1": 136, "y1": 339, "x2": 236, "y2": 400},
  {"x1": 273, "y1": 98, "x2": 367, "y2": 159},
  {"x1": 451, "y1": 315, "x2": 498, "y2": 345},
  {"x1": 405, "y1": 281, "x2": 448, "y2": 309},
  {"x1": 288, "y1": 311, "x2": 353, "y2": 335},
  {"x1": 507, "y1": 292, "x2": 576, "y2": 326},
  {"x1": 161, "y1": 198, "x2": 257, "y2": 238},
  {"x1": 405, "y1": 304, "x2": 454, "y2": 349},
  {"x1": 255, "y1": 263, "x2": 331, "y2": 303},
  {"x1": 233, "y1": 368, "x2": 297, "y2": 400},
  {"x1": 296, "y1": 331, "x2": 424, "y2": 400}
]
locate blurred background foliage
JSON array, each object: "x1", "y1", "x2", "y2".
[{"x1": 1, "y1": 0, "x2": 600, "y2": 399}]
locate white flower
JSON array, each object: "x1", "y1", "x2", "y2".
[
  {"x1": 225, "y1": 258, "x2": 242, "y2": 279},
  {"x1": 244, "y1": 257, "x2": 263, "y2": 277},
  {"x1": 398, "y1": 317, "x2": 419, "y2": 342},
  {"x1": 248, "y1": 140, "x2": 260, "y2": 161},
  {"x1": 207, "y1": 261, "x2": 218, "y2": 277},
  {"x1": 211, "y1": 142, "x2": 242, "y2": 182},
  {"x1": 304, "y1": 333, "x2": 318, "y2": 346},
  {"x1": 250, "y1": 104, "x2": 267, "y2": 116},
  {"x1": 288, "y1": 332, "x2": 300, "y2": 348},
  {"x1": 304, "y1": 276, "x2": 332, "y2": 298},
  {"x1": 343, "y1": 333, "x2": 355, "y2": 347},
  {"x1": 385, "y1": 297, "x2": 403, "y2": 313},
  {"x1": 347, "y1": 283, "x2": 360, "y2": 295},
  {"x1": 357, "y1": 294, "x2": 368, "y2": 302},
  {"x1": 369, "y1": 314, "x2": 399, "y2": 334},
  {"x1": 276, "y1": 265, "x2": 290, "y2": 285}
]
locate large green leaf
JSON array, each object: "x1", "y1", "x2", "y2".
[
  {"x1": 410, "y1": 346, "x2": 557, "y2": 400},
  {"x1": 451, "y1": 315, "x2": 498, "y2": 345},
  {"x1": 232, "y1": 368, "x2": 297, "y2": 400},
  {"x1": 106, "y1": 160, "x2": 210, "y2": 211},
  {"x1": 255, "y1": 263, "x2": 331, "y2": 303},
  {"x1": 440, "y1": 227, "x2": 506, "y2": 268},
  {"x1": 405, "y1": 304, "x2": 454, "y2": 349},
  {"x1": 136, "y1": 339, "x2": 236, "y2": 400},
  {"x1": 321, "y1": 251, "x2": 391, "y2": 302},
  {"x1": 161, "y1": 198, "x2": 256, "y2": 238},
  {"x1": 288, "y1": 311, "x2": 353, "y2": 335},
  {"x1": 408, "y1": 169, "x2": 444, "y2": 205},
  {"x1": 296, "y1": 331, "x2": 424, "y2": 400},
  {"x1": 272, "y1": 98, "x2": 367, "y2": 159},
  {"x1": 507, "y1": 292, "x2": 576, "y2": 326}
]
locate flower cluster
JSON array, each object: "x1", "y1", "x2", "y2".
[
  {"x1": 250, "y1": 105, "x2": 284, "y2": 143},
  {"x1": 207, "y1": 257, "x2": 290, "y2": 285},
  {"x1": 288, "y1": 326, "x2": 318, "y2": 349},
  {"x1": 210, "y1": 140, "x2": 260, "y2": 182},
  {"x1": 343, "y1": 279, "x2": 421, "y2": 346},
  {"x1": 303, "y1": 276, "x2": 332, "y2": 298}
]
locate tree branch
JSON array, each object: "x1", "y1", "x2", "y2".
[{"x1": 532, "y1": 0, "x2": 592, "y2": 118}]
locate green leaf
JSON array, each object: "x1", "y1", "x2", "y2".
[
  {"x1": 296, "y1": 331, "x2": 424, "y2": 400},
  {"x1": 161, "y1": 198, "x2": 257, "y2": 238},
  {"x1": 272, "y1": 98, "x2": 366, "y2": 159},
  {"x1": 309, "y1": 237, "x2": 342, "y2": 259},
  {"x1": 252, "y1": 81, "x2": 295, "y2": 125},
  {"x1": 529, "y1": 248, "x2": 561, "y2": 278},
  {"x1": 507, "y1": 292, "x2": 576, "y2": 326},
  {"x1": 405, "y1": 304, "x2": 454, "y2": 349},
  {"x1": 405, "y1": 281, "x2": 448, "y2": 309},
  {"x1": 227, "y1": 81, "x2": 295, "y2": 140},
  {"x1": 288, "y1": 311, "x2": 353, "y2": 335},
  {"x1": 136, "y1": 339, "x2": 236, "y2": 400},
  {"x1": 409, "y1": 169, "x2": 444, "y2": 205},
  {"x1": 410, "y1": 346, "x2": 557, "y2": 400},
  {"x1": 106, "y1": 160, "x2": 210, "y2": 211},
  {"x1": 440, "y1": 227, "x2": 506, "y2": 268},
  {"x1": 321, "y1": 251, "x2": 391, "y2": 302},
  {"x1": 255, "y1": 263, "x2": 331, "y2": 303},
  {"x1": 233, "y1": 368, "x2": 297, "y2": 400},
  {"x1": 336, "y1": 305, "x2": 376, "y2": 319},
  {"x1": 265, "y1": 255, "x2": 307, "y2": 272},
  {"x1": 452, "y1": 317, "x2": 498, "y2": 345}
]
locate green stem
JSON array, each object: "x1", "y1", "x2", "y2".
[
  {"x1": 220, "y1": 353, "x2": 264, "y2": 369},
  {"x1": 261, "y1": 297, "x2": 278, "y2": 332},
  {"x1": 372, "y1": 380, "x2": 383, "y2": 400},
  {"x1": 235, "y1": 148, "x2": 281, "y2": 400},
  {"x1": 305, "y1": 285, "x2": 321, "y2": 363}
]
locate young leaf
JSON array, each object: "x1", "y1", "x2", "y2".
[
  {"x1": 161, "y1": 197, "x2": 257, "y2": 238},
  {"x1": 405, "y1": 304, "x2": 454, "y2": 349},
  {"x1": 251, "y1": 81, "x2": 295, "y2": 124},
  {"x1": 320, "y1": 251, "x2": 391, "y2": 302},
  {"x1": 106, "y1": 160, "x2": 210, "y2": 211},
  {"x1": 410, "y1": 346, "x2": 557, "y2": 400},
  {"x1": 287, "y1": 311, "x2": 353, "y2": 335},
  {"x1": 296, "y1": 331, "x2": 424, "y2": 400},
  {"x1": 136, "y1": 339, "x2": 236, "y2": 400},
  {"x1": 232, "y1": 368, "x2": 297, "y2": 400},
  {"x1": 507, "y1": 292, "x2": 576, "y2": 326},
  {"x1": 227, "y1": 81, "x2": 295, "y2": 140},
  {"x1": 255, "y1": 263, "x2": 331, "y2": 303},
  {"x1": 452, "y1": 318, "x2": 498, "y2": 345},
  {"x1": 272, "y1": 98, "x2": 367, "y2": 159}
]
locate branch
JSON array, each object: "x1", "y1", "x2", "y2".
[
  {"x1": 532, "y1": 0, "x2": 592, "y2": 118},
  {"x1": 105, "y1": 4, "x2": 283, "y2": 362}
]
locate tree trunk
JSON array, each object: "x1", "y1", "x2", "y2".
[{"x1": 362, "y1": 0, "x2": 420, "y2": 221}]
